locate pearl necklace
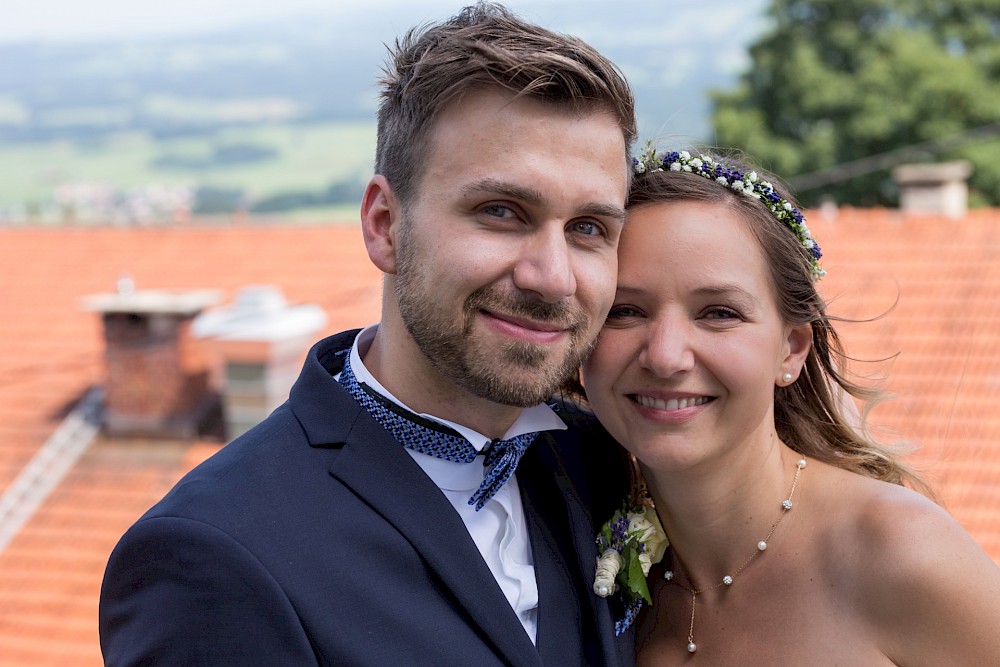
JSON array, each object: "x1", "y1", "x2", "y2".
[{"x1": 663, "y1": 458, "x2": 807, "y2": 654}]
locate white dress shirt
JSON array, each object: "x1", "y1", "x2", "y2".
[{"x1": 344, "y1": 325, "x2": 568, "y2": 644}]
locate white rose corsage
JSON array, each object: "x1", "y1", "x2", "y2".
[{"x1": 593, "y1": 501, "x2": 668, "y2": 635}]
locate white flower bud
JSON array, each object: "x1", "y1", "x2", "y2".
[
  {"x1": 593, "y1": 548, "x2": 623, "y2": 597},
  {"x1": 639, "y1": 552, "x2": 653, "y2": 576}
]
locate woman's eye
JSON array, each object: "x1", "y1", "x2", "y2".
[
  {"x1": 607, "y1": 304, "x2": 642, "y2": 319},
  {"x1": 704, "y1": 307, "x2": 741, "y2": 321}
]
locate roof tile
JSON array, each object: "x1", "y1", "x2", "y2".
[{"x1": 0, "y1": 212, "x2": 997, "y2": 664}]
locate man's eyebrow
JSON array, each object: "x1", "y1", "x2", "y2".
[
  {"x1": 462, "y1": 178, "x2": 544, "y2": 205},
  {"x1": 581, "y1": 202, "x2": 627, "y2": 223},
  {"x1": 462, "y1": 178, "x2": 626, "y2": 222}
]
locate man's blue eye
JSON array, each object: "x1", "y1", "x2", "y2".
[
  {"x1": 482, "y1": 205, "x2": 515, "y2": 218},
  {"x1": 572, "y1": 221, "x2": 601, "y2": 236}
]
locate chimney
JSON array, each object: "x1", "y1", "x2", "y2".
[
  {"x1": 891, "y1": 160, "x2": 972, "y2": 219},
  {"x1": 83, "y1": 283, "x2": 222, "y2": 438},
  {"x1": 192, "y1": 285, "x2": 327, "y2": 440}
]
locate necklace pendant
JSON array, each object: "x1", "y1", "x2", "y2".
[{"x1": 665, "y1": 458, "x2": 807, "y2": 658}]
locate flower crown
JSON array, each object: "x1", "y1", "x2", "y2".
[{"x1": 633, "y1": 146, "x2": 826, "y2": 280}]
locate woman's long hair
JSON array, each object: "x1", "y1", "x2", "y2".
[{"x1": 619, "y1": 153, "x2": 929, "y2": 493}]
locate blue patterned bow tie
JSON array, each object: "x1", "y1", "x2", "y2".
[{"x1": 337, "y1": 355, "x2": 538, "y2": 511}]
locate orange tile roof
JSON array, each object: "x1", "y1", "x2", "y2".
[
  {"x1": 0, "y1": 211, "x2": 997, "y2": 664},
  {"x1": 813, "y1": 207, "x2": 1000, "y2": 558},
  {"x1": 0, "y1": 223, "x2": 382, "y2": 666}
]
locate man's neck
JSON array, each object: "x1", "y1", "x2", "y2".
[{"x1": 360, "y1": 322, "x2": 524, "y2": 440}]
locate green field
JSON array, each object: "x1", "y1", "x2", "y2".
[{"x1": 0, "y1": 120, "x2": 377, "y2": 220}]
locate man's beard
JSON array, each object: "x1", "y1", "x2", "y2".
[{"x1": 394, "y1": 227, "x2": 595, "y2": 407}]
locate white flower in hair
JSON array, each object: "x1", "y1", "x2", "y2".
[{"x1": 631, "y1": 146, "x2": 826, "y2": 280}]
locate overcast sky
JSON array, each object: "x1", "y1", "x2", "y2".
[
  {"x1": 4, "y1": 1, "x2": 603, "y2": 42},
  {"x1": 4, "y1": 0, "x2": 387, "y2": 42},
  {"x1": 3, "y1": 1, "x2": 764, "y2": 44},
  {"x1": 3, "y1": 1, "x2": 771, "y2": 141}
]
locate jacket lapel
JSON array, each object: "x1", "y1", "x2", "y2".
[
  {"x1": 331, "y1": 425, "x2": 542, "y2": 666},
  {"x1": 526, "y1": 430, "x2": 633, "y2": 667},
  {"x1": 517, "y1": 443, "x2": 586, "y2": 665},
  {"x1": 290, "y1": 333, "x2": 542, "y2": 667}
]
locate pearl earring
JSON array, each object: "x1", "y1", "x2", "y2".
[{"x1": 782, "y1": 372, "x2": 793, "y2": 383}]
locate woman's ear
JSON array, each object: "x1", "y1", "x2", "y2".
[
  {"x1": 778, "y1": 322, "x2": 813, "y2": 385},
  {"x1": 361, "y1": 175, "x2": 400, "y2": 275}
]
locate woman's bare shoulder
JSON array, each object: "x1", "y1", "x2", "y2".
[
  {"x1": 809, "y1": 464, "x2": 987, "y2": 580},
  {"x1": 809, "y1": 462, "x2": 1000, "y2": 664}
]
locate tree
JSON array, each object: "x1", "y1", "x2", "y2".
[{"x1": 712, "y1": 0, "x2": 1000, "y2": 206}]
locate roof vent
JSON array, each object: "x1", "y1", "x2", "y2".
[
  {"x1": 82, "y1": 285, "x2": 222, "y2": 438},
  {"x1": 891, "y1": 161, "x2": 972, "y2": 219},
  {"x1": 193, "y1": 285, "x2": 327, "y2": 440}
]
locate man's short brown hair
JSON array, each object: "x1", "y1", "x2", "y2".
[{"x1": 375, "y1": 1, "x2": 636, "y2": 204}]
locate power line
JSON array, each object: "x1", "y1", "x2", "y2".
[{"x1": 787, "y1": 122, "x2": 1000, "y2": 192}]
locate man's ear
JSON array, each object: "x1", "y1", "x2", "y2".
[{"x1": 361, "y1": 175, "x2": 400, "y2": 275}]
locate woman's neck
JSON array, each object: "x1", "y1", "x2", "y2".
[{"x1": 644, "y1": 438, "x2": 800, "y2": 588}]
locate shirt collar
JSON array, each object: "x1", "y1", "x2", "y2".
[{"x1": 348, "y1": 324, "x2": 567, "y2": 454}]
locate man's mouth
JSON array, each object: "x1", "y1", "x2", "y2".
[{"x1": 479, "y1": 309, "x2": 572, "y2": 343}]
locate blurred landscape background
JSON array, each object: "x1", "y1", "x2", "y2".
[
  {"x1": 5, "y1": 0, "x2": 998, "y2": 225},
  {"x1": 0, "y1": 0, "x2": 771, "y2": 224}
]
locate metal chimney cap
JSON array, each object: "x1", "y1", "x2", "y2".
[
  {"x1": 82, "y1": 289, "x2": 222, "y2": 315},
  {"x1": 891, "y1": 160, "x2": 973, "y2": 185},
  {"x1": 192, "y1": 285, "x2": 327, "y2": 341}
]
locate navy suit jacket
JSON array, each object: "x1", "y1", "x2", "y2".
[{"x1": 99, "y1": 331, "x2": 634, "y2": 666}]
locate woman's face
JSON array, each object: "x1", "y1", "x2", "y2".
[{"x1": 582, "y1": 200, "x2": 811, "y2": 471}]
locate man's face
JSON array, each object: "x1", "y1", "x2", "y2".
[{"x1": 391, "y1": 89, "x2": 628, "y2": 407}]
